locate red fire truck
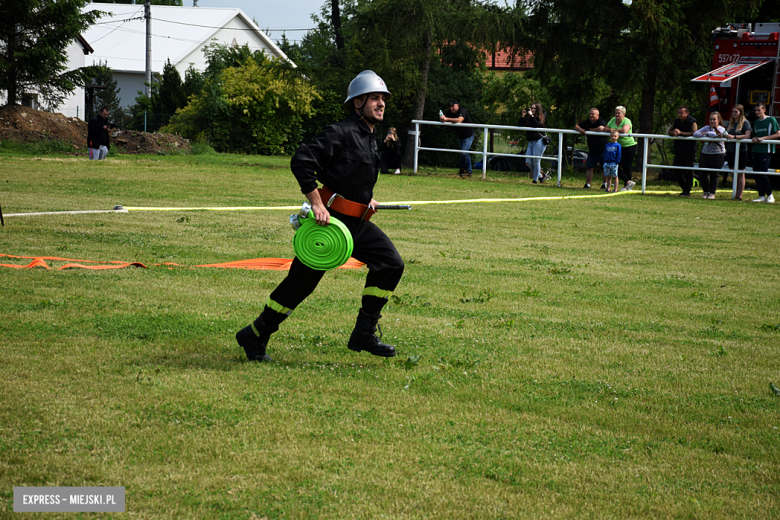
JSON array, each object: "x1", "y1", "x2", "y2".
[
  {"x1": 693, "y1": 22, "x2": 780, "y2": 117},
  {"x1": 693, "y1": 22, "x2": 780, "y2": 180}
]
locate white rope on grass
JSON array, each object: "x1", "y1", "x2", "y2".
[{"x1": 3, "y1": 206, "x2": 129, "y2": 218}]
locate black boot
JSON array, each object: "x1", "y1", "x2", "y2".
[
  {"x1": 347, "y1": 310, "x2": 396, "y2": 357},
  {"x1": 236, "y1": 317, "x2": 278, "y2": 362}
]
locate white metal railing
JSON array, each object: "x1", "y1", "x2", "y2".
[{"x1": 410, "y1": 120, "x2": 780, "y2": 198}]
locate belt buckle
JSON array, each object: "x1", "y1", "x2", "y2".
[{"x1": 325, "y1": 192, "x2": 340, "y2": 208}]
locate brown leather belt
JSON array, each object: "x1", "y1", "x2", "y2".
[{"x1": 318, "y1": 186, "x2": 376, "y2": 222}]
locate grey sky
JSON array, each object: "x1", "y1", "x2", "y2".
[{"x1": 194, "y1": 0, "x2": 325, "y2": 42}]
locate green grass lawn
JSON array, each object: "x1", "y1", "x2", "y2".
[{"x1": 1, "y1": 151, "x2": 779, "y2": 518}]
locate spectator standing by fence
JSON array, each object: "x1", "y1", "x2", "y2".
[
  {"x1": 574, "y1": 107, "x2": 608, "y2": 189},
  {"x1": 602, "y1": 129, "x2": 622, "y2": 193},
  {"x1": 669, "y1": 106, "x2": 698, "y2": 197},
  {"x1": 694, "y1": 112, "x2": 727, "y2": 199},
  {"x1": 380, "y1": 127, "x2": 402, "y2": 174},
  {"x1": 724, "y1": 104, "x2": 751, "y2": 201},
  {"x1": 751, "y1": 103, "x2": 780, "y2": 204},
  {"x1": 520, "y1": 102, "x2": 548, "y2": 184},
  {"x1": 606, "y1": 106, "x2": 636, "y2": 191},
  {"x1": 439, "y1": 100, "x2": 474, "y2": 178}
]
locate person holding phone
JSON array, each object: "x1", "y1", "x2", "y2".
[
  {"x1": 380, "y1": 127, "x2": 402, "y2": 174},
  {"x1": 520, "y1": 102, "x2": 548, "y2": 184}
]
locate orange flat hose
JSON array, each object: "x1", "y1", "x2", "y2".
[{"x1": 1, "y1": 253, "x2": 364, "y2": 271}]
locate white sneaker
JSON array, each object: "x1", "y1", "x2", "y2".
[
  {"x1": 626, "y1": 180, "x2": 636, "y2": 190},
  {"x1": 767, "y1": 194, "x2": 775, "y2": 204},
  {"x1": 701, "y1": 192, "x2": 710, "y2": 199},
  {"x1": 394, "y1": 169, "x2": 401, "y2": 175},
  {"x1": 753, "y1": 196, "x2": 767, "y2": 203}
]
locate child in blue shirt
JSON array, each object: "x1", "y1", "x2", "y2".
[{"x1": 602, "y1": 129, "x2": 622, "y2": 192}]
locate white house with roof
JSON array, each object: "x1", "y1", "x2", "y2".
[
  {"x1": 81, "y1": 2, "x2": 294, "y2": 110},
  {"x1": 0, "y1": 35, "x2": 94, "y2": 117},
  {"x1": 59, "y1": 35, "x2": 96, "y2": 118}
]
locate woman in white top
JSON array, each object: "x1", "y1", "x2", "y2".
[{"x1": 693, "y1": 111, "x2": 727, "y2": 199}]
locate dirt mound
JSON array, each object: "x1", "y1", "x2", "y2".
[
  {"x1": 110, "y1": 128, "x2": 191, "y2": 155},
  {"x1": 0, "y1": 105, "x2": 190, "y2": 155}
]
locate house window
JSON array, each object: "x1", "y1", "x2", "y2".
[{"x1": 21, "y1": 93, "x2": 39, "y2": 110}]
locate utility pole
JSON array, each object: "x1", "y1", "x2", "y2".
[{"x1": 144, "y1": 2, "x2": 152, "y2": 98}]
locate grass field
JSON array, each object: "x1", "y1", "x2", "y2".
[{"x1": 1, "y1": 151, "x2": 779, "y2": 518}]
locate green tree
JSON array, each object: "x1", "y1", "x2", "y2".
[
  {"x1": 98, "y1": 0, "x2": 183, "y2": 5},
  {"x1": 515, "y1": 0, "x2": 764, "y2": 168},
  {"x1": 83, "y1": 60, "x2": 125, "y2": 127},
  {"x1": 153, "y1": 59, "x2": 186, "y2": 127},
  {"x1": 275, "y1": 16, "x2": 354, "y2": 144},
  {"x1": 351, "y1": 0, "x2": 524, "y2": 168},
  {"x1": 183, "y1": 65, "x2": 205, "y2": 102},
  {"x1": 0, "y1": 0, "x2": 103, "y2": 108},
  {"x1": 162, "y1": 43, "x2": 321, "y2": 154}
]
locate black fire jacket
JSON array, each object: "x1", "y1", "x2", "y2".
[
  {"x1": 87, "y1": 115, "x2": 110, "y2": 149},
  {"x1": 290, "y1": 112, "x2": 380, "y2": 206}
]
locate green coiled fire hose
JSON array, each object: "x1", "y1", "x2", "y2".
[{"x1": 292, "y1": 211, "x2": 353, "y2": 270}]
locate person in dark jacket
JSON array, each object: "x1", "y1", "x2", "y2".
[
  {"x1": 235, "y1": 71, "x2": 404, "y2": 362},
  {"x1": 439, "y1": 100, "x2": 474, "y2": 177},
  {"x1": 87, "y1": 107, "x2": 110, "y2": 160},
  {"x1": 380, "y1": 127, "x2": 402, "y2": 174},
  {"x1": 668, "y1": 105, "x2": 698, "y2": 196}
]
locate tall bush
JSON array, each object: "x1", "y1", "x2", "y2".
[{"x1": 162, "y1": 44, "x2": 320, "y2": 155}]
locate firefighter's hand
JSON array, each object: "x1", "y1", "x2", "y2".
[
  {"x1": 311, "y1": 202, "x2": 330, "y2": 226},
  {"x1": 370, "y1": 199, "x2": 379, "y2": 209}
]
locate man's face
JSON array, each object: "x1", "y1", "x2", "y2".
[
  {"x1": 589, "y1": 109, "x2": 599, "y2": 122},
  {"x1": 359, "y1": 93, "x2": 386, "y2": 125},
  {"x1": 755, "y1": 106, "x2": 765, "y2": 118},
  {"x1": 100, "y1": 109, "x2": 108, "y2": 119},
  {"x1": 450, "y1": 103, "x2": 459, "y2": 114},
  {"x1": 677, "y1": 108, "x2": 688, "y2": 121}
]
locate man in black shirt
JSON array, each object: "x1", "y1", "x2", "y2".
[
  {"x1": 235, "y1": 71, "x2": 404, "y2": 362},
  {"x1": 668, "y1": 106, "x2": 698, "y2": 196},
  {"x1": 439, "y1": 99, "x2": 474, "y2": 177},
  {"x1": 87, "y1": 106, "x2": 110, "y2": 160},
  {"x1": 574, "y1": 107, "x2": 608, "y2": 189}
]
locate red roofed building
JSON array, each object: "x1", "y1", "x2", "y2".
[{"x1": 483, "y1": 49, "x2": 533, "y2": 71}]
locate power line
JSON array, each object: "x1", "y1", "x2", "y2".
[
  {"x1": 89, "y1": 7, "x2": 144, "y2": 44},
  {"x1": 153, "y1": 18, "x2": 317, "y2": 32}
]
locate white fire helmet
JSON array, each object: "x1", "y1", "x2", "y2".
[{"x1": 344, "y1": 70, "x2": 391, "y2": 104}]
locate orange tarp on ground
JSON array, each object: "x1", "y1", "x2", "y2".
[
  {"x1": 196, "y1": 257, "x2": 365, "y2": 270},
  {"x1": 0, "y1": 254, "x2": 147, "y2": 270},
  {"x1": 1, "y1": 253, "x2": 364, "y2": 271}
]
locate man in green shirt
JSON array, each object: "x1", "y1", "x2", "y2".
[{"x1": 750, "y1": 103, "x2": 780, "y2": 203}]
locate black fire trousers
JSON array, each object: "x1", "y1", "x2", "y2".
[
  {"x1": 674, "y1": 152, "x2": 696, "y2": 194},
  {"x1": 618, "y1": 145, "x2": 637, "y2": 185},
  {"x1": 260, "y1": 210, "x2": 404, "y2": 328}
]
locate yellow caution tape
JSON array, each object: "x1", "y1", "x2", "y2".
[{"x1": 122, "y1": 190, "x2": 647, "y2": 212}]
